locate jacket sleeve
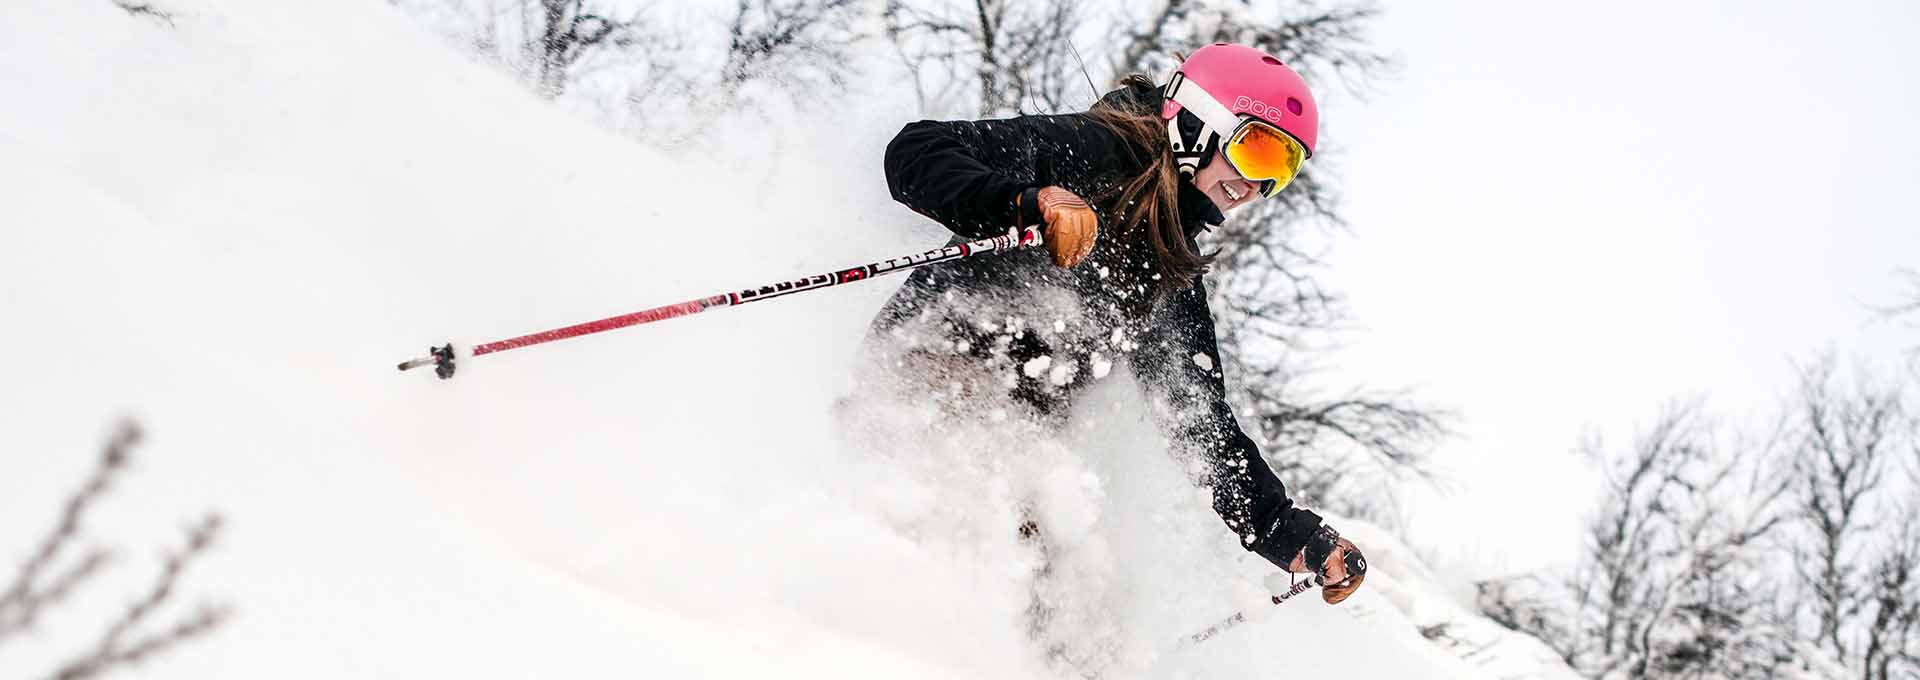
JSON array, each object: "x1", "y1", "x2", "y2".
[
  {"x1": 883, "y1": 115, "x2": 1134, "y2": 239},
  {"x1": 1131, "y1": 278, "x2": 1324, "y2": 569}
]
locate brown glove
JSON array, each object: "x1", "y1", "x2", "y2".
[
  {"x1": 1033, "y1": 186, "x2": 1097, "y2": 268},
  {"x1": 1287, "y1": 525, "x2": 1368, "y2": 605}
]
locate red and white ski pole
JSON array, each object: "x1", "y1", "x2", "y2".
[
  {"x1": 1179, "y1": 576, "x2": 1321, "y2": 649},
  {"x1": 1179, "y1": 551, "x2": 1366, "y2": 648},
  {"x1": 396, "y1": 227, "x2": 1044, "y2": 379}
]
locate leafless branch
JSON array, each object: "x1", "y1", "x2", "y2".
[
  {"x1": 528, "y1": 0, "x2": 656, "y2": 98},
  {"x1": 1478, "y1": 577, "x2": 1579, "y2": 666},
  {"x1": 0, "y1": 422, "x2": 137, "y2": 640},
  {"x1": 1880, "y1": 268, "x2": 1920, "y2": 319},
  {"x1": 111, "y1": 0, "x2": 175, "y2": 25},
  {"x1": 1113, "y1": 0, "x2": 1194, "y2": 77},
  {"x1": 884, "y1": 0, "x2": 1085, "y2": 115},
  {"x1": 1111, "y1": 0, "x2": 1394, "y2": 98},
  {"x1": 391, "y1": 0, "x2": 672, "y2": 100},
  {"x1": 722, "y1": 0, "x2": 866, "y2": 94},
  {"x1": 1862, "y1": 514, "x2": 1920, "y2": 680},
  {"x1": 0, "y1": 421, "x2": 229, "y2": 678},
  {"x1": 51, "y1": 516, "x2": 228, "y2": 680},
  {"x1": 1877, "y1": 268, "x2": 1920, "y2": 375}
]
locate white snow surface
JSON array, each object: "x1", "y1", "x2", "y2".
[{"x1": 0, "y1": 1, "x2": 1575, "y2": 677}]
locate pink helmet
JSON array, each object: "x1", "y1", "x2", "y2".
[{"x1": 1161, "y1": 42, "x2": 1319, "y2": 157}]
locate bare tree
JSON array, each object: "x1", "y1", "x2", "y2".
[
  {"x1": 1861, "y1": 514, "x2": 1920, "y2": 680},
  {"x1": 1242, "y1": 385, "x2": 1445, "y2": 512},
  {"x1": 1478, "y1": 575, "x2": 1579, "y2": 666},
  {"x1": 1787, "y1": 356, "x2": 1917, "y2": 678},
  {"x1": 883, "y1": 0, "x2": 1088, "y2": 116},
  {"x1": 394, "y1": 0, "x2": 868, "y2": 137},
  {"x1": 722, "y1": 0, "x2": 866, "y2": 93},
  {"x1": 1479, "y1": 405, "x2": 1801, "y2": 678},
  {"x1": 1789, "y1": 357, "x2": 1902, "y2": 658},
  {"x1": 1484, "y1": 354, "x2": 1920, "y2": 679},
  {"x1": 0, "y1": 421, "x2": 228, "y2": 679},
  {"x1": 390, "y1": 0, "x2": 667, "y2": 98},
  {"x1": 527, "y1": 0, "x2": 640, "y2": 98}
]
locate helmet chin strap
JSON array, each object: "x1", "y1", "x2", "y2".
[
  {"x1": 1166, "y1": 109, "x2": 1220, "y2": 178},
  {"x1": 1164, "y1": 70, "x2": 1241, "y2": 178}
]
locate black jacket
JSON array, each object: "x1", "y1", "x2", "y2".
[{"x1": 871, "y1": 82, "x2": 1323, "y2": 570}]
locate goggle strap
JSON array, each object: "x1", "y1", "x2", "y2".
[{"x1": 1167, "y1": 75, "x2": 1246, "y2": 141}]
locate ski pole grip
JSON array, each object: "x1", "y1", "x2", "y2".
[
  {"x1": 396, "y1": 356, "x2": 434, "y2": 372},
  {"x1": 396, "y1": 344, "x2": 458, "y2": 379}
]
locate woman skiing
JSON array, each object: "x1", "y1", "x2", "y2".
[{"x1": 866, "y1": 43, "x2": 1365, "y2": 608}]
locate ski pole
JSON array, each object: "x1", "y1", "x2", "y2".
[
  {"x1": 396, "y1": 226, "x2": 1044, "y2": 379},
  {"x1": 1178, "y1": 576, "x2": 1320, "y2": 649},
  {"x1": 1179, "y1": 551, "x2": 1366, "y2": 649}
]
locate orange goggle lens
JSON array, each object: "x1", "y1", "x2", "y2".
[{"x1": 1222, "y1": 121, "x2": 1307, "y2": 198}]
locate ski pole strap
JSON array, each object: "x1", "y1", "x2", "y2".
[{"x1": 396, "y1": 227, "x2": 1044, "y2": 378}]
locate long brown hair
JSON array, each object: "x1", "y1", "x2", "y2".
[{"x1": 1084, "y1": 73, "x2": 1211, "y2": 288}]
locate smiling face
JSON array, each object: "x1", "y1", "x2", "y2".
[{"x1": 1190, "y1": 148, "x2": 1261, "y2": 213}]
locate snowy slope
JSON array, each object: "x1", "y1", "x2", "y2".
[{"x1": 0, "y1": 1, "x2": 1574, "y2": 677}]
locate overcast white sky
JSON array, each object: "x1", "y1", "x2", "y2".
[{"x1": 1315, "y1": 0, "x2": 1920, "y2": 572}]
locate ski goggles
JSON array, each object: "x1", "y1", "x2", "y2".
[
  {"x1": 1165, "y1": 73, "x2": 1311, "y2": 198},
  {"x1": 1220, "y1": 119, "x2": 1307, "y2": 198}
]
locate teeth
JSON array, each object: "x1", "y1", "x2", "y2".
[{"x1": 1223, "y1": 183, "x2": 1242, "y2": 201}]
